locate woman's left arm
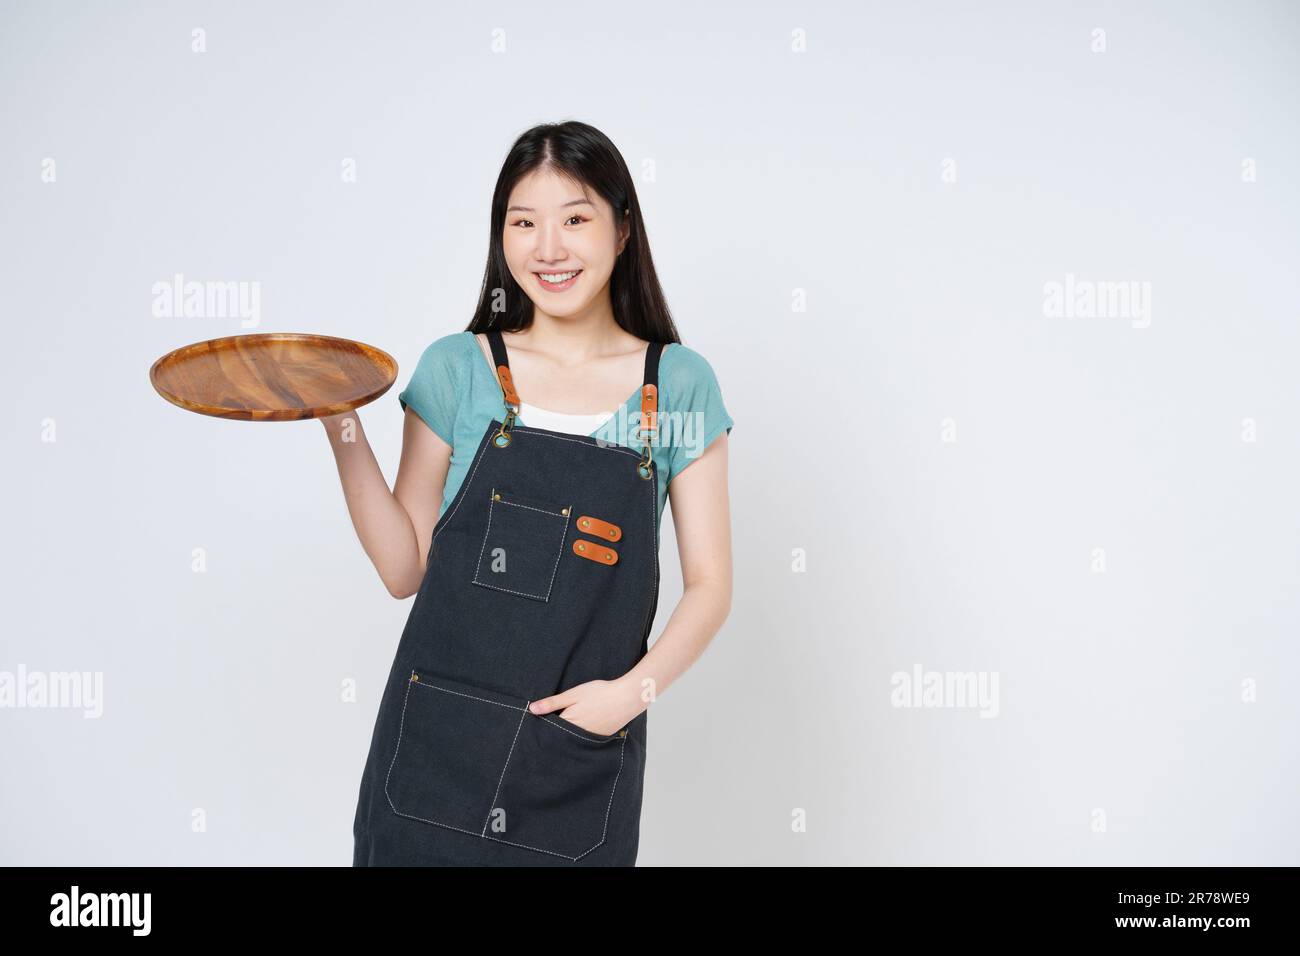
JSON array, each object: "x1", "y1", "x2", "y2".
[{"x1": 528, "y1": 432, "x2": 733, "y2": 731}]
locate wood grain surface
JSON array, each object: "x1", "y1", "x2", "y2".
[{"x1": 149, "y1": 332, "x2": 398, "y2": 421}]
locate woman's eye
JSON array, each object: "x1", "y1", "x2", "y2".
[{"x1": 511, "y1": 216, "x2": 584, "y2": 228}]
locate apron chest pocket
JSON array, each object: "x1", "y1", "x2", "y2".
[{"x1": 471, "y1": 488, "x2": 572, "y2": 602}]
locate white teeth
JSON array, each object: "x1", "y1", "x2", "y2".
[{"x1": 538, "y1": 270, "x2": 580, "y2": 282}]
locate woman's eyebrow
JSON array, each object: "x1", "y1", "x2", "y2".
[{"x1": 506, "y1": 198, "x2": 596, "y2": 212}]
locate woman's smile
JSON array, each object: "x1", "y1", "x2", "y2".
[{"x1": 534, "y1": 268, "x2": 583, "y2": 292}]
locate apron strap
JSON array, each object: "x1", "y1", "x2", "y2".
[
  {"x1": 484, "y1": 329, "x2": 520, "y2": 409},
  {"x1": 640, "y1": 342, "x2": 663, "y2": 442}
]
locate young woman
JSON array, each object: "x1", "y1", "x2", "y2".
[{"x1": 326, "y1": 121, "x2": 733, "y2": 866}]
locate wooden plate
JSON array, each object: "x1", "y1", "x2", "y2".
[{"x1": 150, "y1": 333, "x2": 398, "y2": 421}]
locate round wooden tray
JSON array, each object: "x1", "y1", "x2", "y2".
[{"x1": 150, "y1": 333, "x2": 398, "y2": 421}]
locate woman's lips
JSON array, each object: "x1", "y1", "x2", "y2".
[{"x1": 534, "y1": 269, "x2": 582, "y2": 292}]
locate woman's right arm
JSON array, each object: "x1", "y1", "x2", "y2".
[{"x1": 320, "y1": 406, "x2": 451, "y2": 599}]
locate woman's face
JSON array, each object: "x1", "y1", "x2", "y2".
[{"x1": 502, "y1": 167, "x2": 628, "y2": 320}]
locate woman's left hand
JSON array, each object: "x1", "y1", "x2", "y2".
[{"x1": 528, "y1": 678, "x2": 641, "y2": 737}]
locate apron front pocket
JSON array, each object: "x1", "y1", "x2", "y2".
[
  {"x1": 484, "y1": 712, "x2": 629, "y2": 861},
  {"x1": 471, "y1": 488, "x2": 572, "y2": 602},
  {"x1": 384, "y1": 669, "x2": 528, "y2": 837}
]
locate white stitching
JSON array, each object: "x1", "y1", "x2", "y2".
[
  {"x1": 381, "y1": 674, "x2": 413, "y2": 810},
  {"x1": 387, "y1": 811, "x2": 486, "y2": 838},
  {"x1": 543, "y1": 508, "x2": 571, "y2": 600},
  {"x1": 481, "y1": 700, "x2": 530, "y2": 837},
  {"x1": 472, "y1": 580, "x2": 558, "y2": 601},
  {"x1": 633, "y1": 458, "x2": 660, "y2": 647},
  {"x1": 436, "y1": 416, "x2": 651, "y2": 552},
  {"x1": 385, "y1": 647, "x2": 634, "y2": 860},
  {"x1": 470, "y1": 491, "x2": 571, "y2": 601},
  {"x1": 471, "y1": 489, "x2": 497, "y2": 588},
  {"x1": 512, "y1": 424, "x2": 643, "y2": 459},
  {"x1": 383, "y1": 673, "x2": 486, "y2": 838},
  {"x1": 539, "y1": 713, "x2": 622, "y2": 743},
  {"x1": 483, "y1": 732, "x2": 628, "y2": 861},
  {"x1": 388, "y1": 671, "x2": 629, "y2": 861},
  {"x1": 594, "y1": 736, "x2": 629, "y2": 857},
  {"x1": 409, "y1": 677, "x2": 525, "y2": 711},
  {"x1": 497, "y1": 497, "x2": 569, "y2": 518},
  {"x1": 479, "y1": 833, "x2": 580, "y2": 860},
  {"x1": 409, "y1": 676, "x2": 625, "y2": 740},
  {"x1": 432, "y1": 426, "x2": 494, "y2": 547}
]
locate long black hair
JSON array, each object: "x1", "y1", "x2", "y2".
[{"x1": 465, "y1": 121, "x2": 681, "y2": 345}]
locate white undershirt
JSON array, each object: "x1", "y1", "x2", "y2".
[
  {"x1": 473, "y1": 335, "x2": 618, "y2": 437},
  {"x1": 516, "y1": 401, "x2": 614, "y2": 437}
]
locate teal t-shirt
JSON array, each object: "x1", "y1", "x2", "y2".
[{"x1": 397, "y1": 330, "x2": 734, "y2": 526}]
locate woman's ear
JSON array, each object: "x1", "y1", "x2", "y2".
[{"x1": 617, "y1": 209, "x2": 630, "y2": 255}]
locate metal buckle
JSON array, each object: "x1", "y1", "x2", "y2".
[
  {"x1": 637, "y1": 427, "x2": 654, "y2": 479},
  {"x1": 493, "y1": 405, "x2": 517, "y2": 447}
]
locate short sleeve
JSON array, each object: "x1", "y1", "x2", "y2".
[
  {"x1": 397, "y1": 333, "x2": 465, "y2": 446},
  {"x1": 661, "y1": 344, "x2": 734, "y2": 483}
]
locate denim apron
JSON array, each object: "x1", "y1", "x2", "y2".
[{"x1": 352, "y1": 330, "x2": 663, "y2": 866}]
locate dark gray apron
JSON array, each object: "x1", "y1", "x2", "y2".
[{"x1": 351, "y1": 329, "x2": 663, "y2": 865}]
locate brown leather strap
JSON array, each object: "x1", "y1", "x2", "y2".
[
  {"x1": 576, "y1": 515, "x2": 622, "y2": 542},
  {"x1": 572, "y1": 539, "x2": 618, "y2": 564},
  {"x1": 485, "y1": 329, "x2": 520, "y2": 408},
  {"x1": 640, "y1": 383, "x2": 658, "y2": 437},
  {"x1": 496, "y1": 364, "x2": 520, "y2": 407}
]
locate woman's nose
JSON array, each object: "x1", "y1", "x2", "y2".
[{"x1": 534, "y1": 221, "x2": 566, "y2": 260}]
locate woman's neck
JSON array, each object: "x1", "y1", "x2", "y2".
[{"x1": 512, "y1": 309, "x2": 640, "y2": 366}]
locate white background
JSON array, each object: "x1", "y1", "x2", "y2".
[{"x1": 2, "y1": 0, "x2": 1298, "y2": 865}]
